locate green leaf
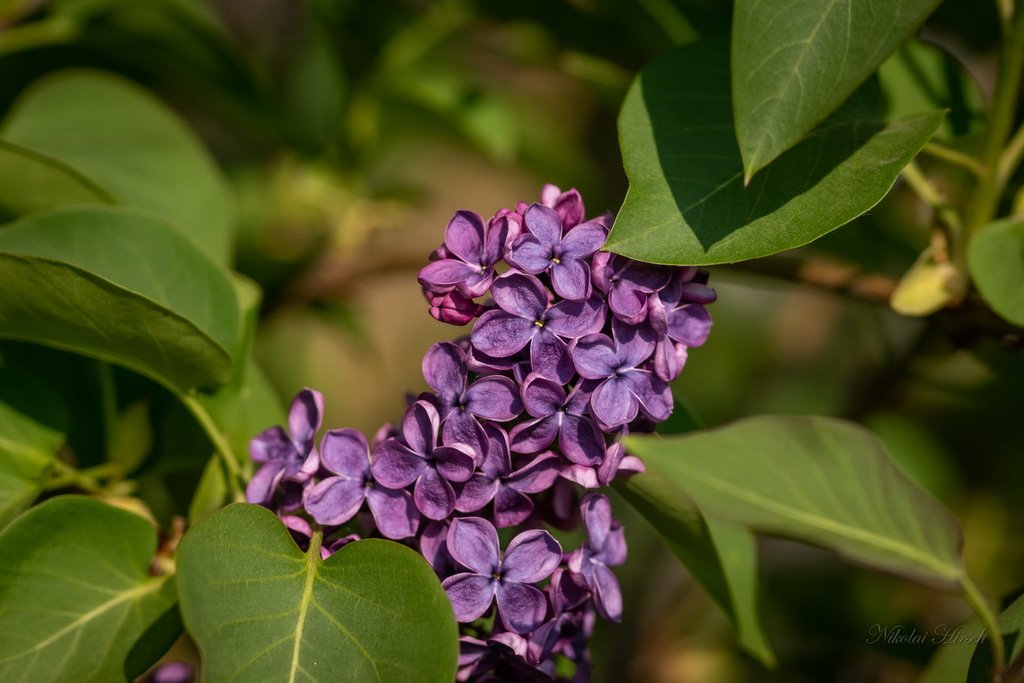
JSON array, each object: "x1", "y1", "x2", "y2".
[
  {"x1": 0, "y1": 495, "x2": 178, "y2": 682},
  {"x1": 109, "y1": 401, "x2": 153, "y2": 476},
  {"x1": 176, "y1": 504, "x2": 459, "y2": 683},
  {"x1": 1, "y1": 69, "x2": 233, "y2": 264},
  {"x1": 0, "y1": 206, "x2": 239, "y2": 392},
  {"x1": 968, "y1": 218, "x2": 1024, "y2": 327},
  {"x1": 732, "y1": 0, "x2": 942, "y2": 179},
  {"x1": 607, "y1": 38, "x2": 943, "y2": 265},
  {"x1": 0, "y1": 368, "x2": 68, "y2": 527},
  {"x1": 187, "y1": 453, "x2": 229, "y2": 525},
  {"x1": 616, "y1": 474, "x2": 774, "y2": 665},
  {"x1": 624, "y1": 415, "x2": 965, "y2": 589},
  {"x1": 968, "y1": 593, "x2": 1024, "y2": 682},
  {"x1": 0, "y1": 140, "x2": 113, "y2": 219}
]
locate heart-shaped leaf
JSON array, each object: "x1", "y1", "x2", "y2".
[
  {"x1": 0, "y1": 206, "x2": 239, "y2": 392},
  {"x1": 0, "y1": 495, "x2": 178, "y2": 683},
  {"x1": 607, "y1": 38, "x2": 942, "y2": 266},
  {"x1": 968, "y1": 218, "x2": 1024, "y2": 327},
  {"x1": 176, "y1": 504, "x2": 459, "y2": 683},
  {"x1": 0, "y1": 368, "x2": 68, "y2": 527},
  {"x1": 732, "y1": 0, "x2": 942, "y2": 179},
  {"x1": 624, "y1": 416, "x2": 965, "y2": 589},
  {"x1": 1, "y1": 69, "x2": 232, "y2": 264}
]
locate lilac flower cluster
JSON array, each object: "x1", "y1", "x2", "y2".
[{"x1": 246, "y1": 186, "x2": 714, "y2": 681}]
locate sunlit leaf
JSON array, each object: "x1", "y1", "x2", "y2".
[{"x1": 176, "y1": 504, "x2": 459, "y2": 682}]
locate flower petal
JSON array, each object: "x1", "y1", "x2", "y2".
[
  {"x1": 545, "y1": 293, "x2": 606, "y2": 339},
  {"x1": 422, "y1": 342, "x2": 467, "y2": 403},
  {"x1": 419, "y1": 520, "x2": 452, "y2": 573},
  {"x1": 491, "y1": 272, "x2": 548, "y2": 320},
  {"x1": 465, "y1": 375, "x2": 522, "y2": 421},
  {"x1": 480, "y1": 423, "x2": 511, "y2": 478},
  {"x1": 502, "y1": 529, "x2": 562, "y2": 583},
  {"x1": 417, "y1": 258, "x2": 479, "y2": 290},
  {"x1": 552, "y1": 188, "x2": 585, "y2": 229},
  {"x1": 590, "y1": 376, "x2": 639, "y2": 427},
  {"x1": 443, "y1": 573, "x2": 497, "y2": 623},
  {"x1": 559, "y1": 415, "x2": 605, "y2": 466},
  {"x1": 509, "y1": 415, "x2": 560, "y2": 454},
  {"x1": 506, "y1": 235, "x2": 552, "y2": 274},
  {"x1": 454, "y1": 474, "x2": 500, "y2": 513},
  {"x1": 628, "y1": 371, "x2": 673, "y2": 423},
  {"x1": 401, "y1": 400, "x2": 440, "y2": 456},
  {"x1": 580, "y1": 492, "x2": 612, "y2": 551},
  {"x1": 523, "y1": 203, "x2": 563, "y2": 248},
  {"x1": 520, "y1": 373, "x2": 565, "y2": 418},
  {"x1": 470, "y1": 310, "x2": 535, "y2": 358},
  {"x1": 495, "y1": 582, "x2": 549, "y2": 634},
  {"x1": 304, "y1": 476, "x2": 366, "y2": 527},
  {"x1": 447, "y1": 517, "x2": 501, "y2": 574},
  {"x1": 245, "y1": 461, "x2": 285, "y2": 504},
  {"x1": 366, "y1": 486, "x2": 420, "y2": 539},
  {"x1": 445, "y1": 210, "x2": 486, "y2": 264},
  {"x1": 493, "y1": 486, "x2": 534, "y2": 528},
  {"x1": 550, "y1": 258, "x2": 591, "y2": 301},
  {"x1": 288, "y1": 388, "x2": 323, "y2": 446},
  {"x1": 612, "y1": 317, "x2": 657, "y2": 368},
  {"x1": 530, "y1": 330, "x2": 574, "y2": 385},
  {"x1": 608, "y1": 284, "x2": 648, "y2": 324},
  {"x1": 484, "y1": 214, "x2": 511, "y2": 265},
  {"x1": 370, "y1": 439, "x2": 427, "y2": 488},
  {"x1": 434, "y1": 444, "x2": 477, "y2": 483},
  {"x1": 249, "y1": 426, "x2": 290, "y2": 464},
  {"x1": 319, "y1": 428, "x2": 370, "y2": 478},
  {"x1": 590, "y1": 561, "x2": 623, "y2": 622},
  {"x1": 668, "y1": 304, "x2": 713, "y2": 347},
  {"x1": 441, "y1": 410, "x2": 488, "y2": 464},
  {"x1": 571, "y1": 334, "x2": 618, "y2": 380},
  {"x1": 560, "y1": 219, "x2": 607, "y2": 258},
  {"x1": 414, "y1": 467, "x2": 457, "y2": 520},
  {"x1": 507, "y1": 452, "x2": 561, "y2": 494}
]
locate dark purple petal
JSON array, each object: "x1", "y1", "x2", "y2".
[
  {"x1": 304, "y1": 476, "x2": 366, "y2": 526},
  {"x1": 678, "y1": 281, "x2": 717, "y2": 304},
  {"x1": 288, "y1": 388, "x2": 323, "y2": 446},
  {"x1": 628, "y1": 371, "x2": 673, "y2": 423},
  {"x1": 668, "y1": 305, "x2": 713, "y2": 346},
  {"x1": 621, "y1": 261, "x2": 672, "y2": 292},
  {"x1": 414, "y1": 468, "x2": 457, "y2": 520},
  {"x1": 445, "y1": 210, "x2": 486, "y2": 264},
  {"x1": 245, "y1": 461, "x2": 284, "y2": 504},
  {"x1": 506, "y1": 235, "x2": 552, "y2": 274},
  {"x1": 654, "y1": 339, "x2": 686, "y2": 382},
  {"x1": 571, "y1": 334, "x2": 618, "y2": 380},
  {"x1": 581, "y1": 493, "x2": 612, "y2": 550},
  {"x1": 520, "y1": 374, "x2": 565, "y2": 418},
  {"x1": 249, "y1": 426, "x2": 289, "y2": 464},
  {"x1": 427, "y1": 290, "x2": 482, "y2": 326},
  {"x1": 560, "y1": 220, "x2": 607, "y2": 257},
  {"x1": 509, "y1": 416, "x2": 559, "y2": 454},
  {"x1": 560, "y1": 463, "x2": 600, "y2": 488},
  {"x1": 434, "y1": 444, "x2": 477, "y2": 483},
  {"x1": 420, "y1": 520, "x2": 452, "y2": 574},
  {"x1": 590, "y1": 562, "x2": 623, "y2": 622},
  {"x1": 365, "y1": 486, "x2": 420, "y2": 539},
  {"x1": 490, "y1": 272, "x2": 548, "y2": 320},
  {"x1": 418, "y1": 259, "x2": 480, "y2": 290},
  {"x1": 502, "y1": 529, "x2": 562, "y2": 583},
  {"x1": 545, "y1": 294, "x2": 606, "y2": 339},
  {"x1": 480, "y1": 423, "x2": 512, "y2": 478},
  {"x1": 530, "y1": 330, "x2": 574, "y2": 385},
  {"x1": 484, "y1": 214, "x2": 511, "y2": 265},
  {"x1": 442, "y1": 411, "x2": 488, "y2": 464},
  {"x1": 590, "y1": 377, "x2": 639, "y2": 427},
  {"x1": 471, "y1": 310, "x2": 536, "y2": 358},
  {"x1": 454, "y1": 473, "x2": 500, "y2": 513},
  {"x1": 319, "y1": 428, "x2": 370, "y2": 478},
  {"x1": 559, "y1": 415, "x2": 605, "y2": 466},
  {"x1": 401, "y1": 400, "x2": 439, "y2": 456},
  {"x1": 507, "y1": 452, "x2": 561, "y2": 493},
  {"x1": 608, "y1": 285, "x2": 649, "y2": 324},
  {"x1": 448, "y1": 517, "x2": 501, "y2": 574},
  {"x1": 443, "y1": 573, "x2": 497, "y2": 622},
  {"x1": 601, "y1": 525, "x2": 628, "y2": 567},
  {"x1": 495, "y1": 582, "x2": 549, "y2": 634},
  {"x1": 523, "y1": 203, "x2": 563, "y2": 248},
  {"x1": 423, "y1": 342, "x2": 467, "y2": 404},
  {"x1": 371, "y1": 440, "x2": 427, "y2": 488},
  {"x1": 550, "y1": 258, "x2": 591, "y2": 301},
  {"x1": 465, "y1": 375, "x2": 522, "y2": 421},
  {"x1": 551, "y1": 188, "x2": 585, "y2": 229},
  {"x1": 612, "y1": 317, "x2": 657, "y2": 368},
  {"x1": 493, "y1": 486, "x2": 534, "y2": 528}
]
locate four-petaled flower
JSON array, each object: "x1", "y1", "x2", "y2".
[
  {"x1": 371, "y1": 401, "x2": 476, "y2": 520},
  {"x1": 568, "y1": 493, "x2": 626, "y2": 621},
  {"x1": 509, "y1": 373, "x2": 605, "y2": 466},
  {"x1": 648, "y1": 270, "x2": 716, "y2": 381},
  {"x1": 506, "y1": 203, "x2": 608, "y2": 301},
  {"x1": 442, "y1": 517, "x2": 562, "y2": 633},
  {"x1": 246, "y1": 388, "x2": 323, "y2": 505},
  {"x1": 418, "y1": 210, "x2": 509, "y2": 298},
  {"x1": 304, "y1": 428, "x2": 420, "y2": 539},
  {"x1": 592, "y1": 252, "x2": 671, "y2": 325}
]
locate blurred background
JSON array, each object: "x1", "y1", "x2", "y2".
[{"x1": 1, "y1": 0, "x2": 1022, "y2": 681}]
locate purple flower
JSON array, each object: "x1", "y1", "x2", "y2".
[
  {"x1": 471, "y1": 272, "x2": 604, "y2": 384},
  {"x1": 648, "y1": 272, "x2": 715, "y2": 382},
  {"x1": 422, "y1": 342, "x2": 522, "y2": 457},
  {"x1": 509, "y1": 374, "x2": 605, "y2": 466},
  {"x1": 454, "y1": 423, "x2": 561, "y2": 528},
  {"x1": 371, "y1": 401, "x2": 476, "y2": 520},
  {"x1": 304, "y1": 428, "x2": 419, "y2": 539},
  {"x1": 426, "y1": 289, "x2": 484, "y2": 326},
  {"x1": 246, "y1": 388, "x2": 322, "y2": 505},
  {"x1": 506, "y1": 203, "x2": 608, "y2": 301},
  {"x1": 571, "y1": 320, "x2": 672, "y2": 428},
  {"x1": 568, "y1": 493, "x2": 626, "y2": 622},
  {"x1": 540, "y1": 184, "x2": 585, "y2": 229},
  {"x1": 592, "y1": 252, "x2": 671, "y2": 324},
  {"x1": 418, "y1": 210, "x2": 508, "y2": 298},
  {"x1": 442, "y1": 517, "x2": 562, "y2": 633}
]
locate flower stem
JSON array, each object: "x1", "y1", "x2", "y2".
[
  {"x1": 962, "y1": 574, "x2": 1006, "y2": 682},
  {"x1": 179, "y1": 393, "x2": 246, "y2": 500}
]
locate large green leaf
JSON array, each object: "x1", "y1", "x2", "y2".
[
  {"x1": 0, "y1": 495, "x2": 178, "y2": 682},
  {"x1": 732, "y1": 0, "x2": 942, "y2": 179},
  {"x1": 624, "y1": 416, "x2": 965, "y2": 589},
  {"x1": 607, "y1": 38, "x2": 942, "y2": 265},
  {"x1": 0, "y1": 369, "x2": 68, "y2": 527},
  {"x1": 0, "y1": 206, "x2": 239, "y2": 392},
  {"x1": 968, "y1": 219, "x2": 1024, "y2": 328},
  {"x1": 1, "y1": 69, "x2": 232, "y2": 263},
  {"x1": 177, "y1": 504, "x2": 459, "y2": 683},
  {"x1": 0, "y1": 140, "x2": 113, "y2": 218}
]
